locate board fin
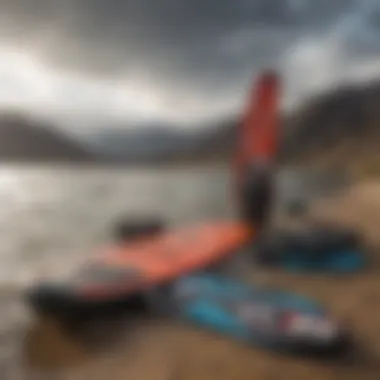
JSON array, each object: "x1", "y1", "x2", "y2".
[{"x1": 235, "y1": 69, "x2": 281, "y2": 227}]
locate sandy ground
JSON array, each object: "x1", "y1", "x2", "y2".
[{"x1": 10, "y1": 180, "x2": 380, "y2": 380}]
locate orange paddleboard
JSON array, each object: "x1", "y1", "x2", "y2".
[
  {"x1": 27, "y1": 222, "x2": 253, "y2": 316},
  {"x1": 77, "y1": 222, "x2": 253, "y2": 298}
]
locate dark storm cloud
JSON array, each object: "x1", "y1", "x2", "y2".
[
  {"x1": 0, "y1": 0, "x2": 353, "y2": 91},
  {"x1": 0, "y1": 0, "x2": 376, "y2": 127}
]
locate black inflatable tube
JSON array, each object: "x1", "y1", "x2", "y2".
[{"x1": 26, "y1": 283, "x2": 149, "y2": 322}]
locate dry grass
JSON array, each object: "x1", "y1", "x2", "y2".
[{"x1": 18, "y1": 181, "x2": 380, "y2": 380}]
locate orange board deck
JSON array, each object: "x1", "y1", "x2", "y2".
[{"x1": 65, "y1": 222, "x2": 254, "y2": 300}]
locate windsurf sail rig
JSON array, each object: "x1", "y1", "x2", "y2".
[
  {"x1": 234, "y1": 69, "x2": 281, "y2": 227},
  {"x1": 238, "y1": 69, "x2": 281, "y2": 167}
]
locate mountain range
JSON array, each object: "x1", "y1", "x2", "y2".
[
  {"x1": 83, "y1": 117, "x2": 237, "y2": 163},
  {"x1": 0, "y1": 112, "x2": 95, "y2": 163},
  {"x1": 0, "y1": 77, "x2": 379, "y2": 168}
]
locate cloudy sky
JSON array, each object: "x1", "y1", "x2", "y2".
[{"x1": 0, "y1": 0, "x2": 380, "y2": 132}]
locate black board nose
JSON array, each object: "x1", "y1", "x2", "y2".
[{"x1": 26, "y1": 282, "x2": 72, "y2": 316}]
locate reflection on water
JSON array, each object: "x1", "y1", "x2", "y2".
[{"x1": 0, "y1": 164, "x2": 347, "y2": 379}]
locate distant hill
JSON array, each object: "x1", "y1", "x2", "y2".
[
  {"x1": 280, "y1": 78, "x2": 380, "y2": 177},
  {"x1": 0, "y1": 112, "x2": 96, "y2": 163}
]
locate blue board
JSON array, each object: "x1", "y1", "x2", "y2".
[
  {"x1": 279, "y1": 249, "x2": 366, "y2": 273},
  {"x1": 163, "y1": 274, "x2": 350, "y2": 355},
  {"x1": 253, "y1": 226, "x2": 367, "y2": 274}
]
